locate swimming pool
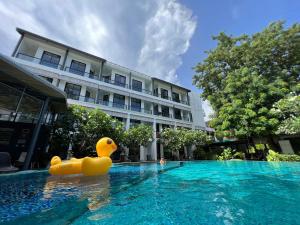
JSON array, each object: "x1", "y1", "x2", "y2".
[{"x1": 1, "y1": 161, "x2": 300, "y2": 225}]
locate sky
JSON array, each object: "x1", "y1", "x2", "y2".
[{"x1": 0, "y1": 0, "x2": 299, "y2": 120}]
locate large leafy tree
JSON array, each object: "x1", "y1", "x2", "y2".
[
  {"x1": 271, "y1": 95, "x2": 300, "y2": 135},
  {"x1": 161, "y1": 128, "x2": 211, "y2": 156},
  {"x1": 49, "y1": 105, "x2": 125, "y2": 158},
  {"x1": 193, "y1": 21, "x2": 300, "y2": 138},
  {"x1": 123, "y1": 124, "x2": 153, "y2": 161}
]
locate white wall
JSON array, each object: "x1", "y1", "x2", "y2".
[{"x1": 189, "y1": 92, "x2": 206, "y2": 129}]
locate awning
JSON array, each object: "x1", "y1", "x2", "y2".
[{"x1": 0, "y1": 54, "x2": 67, "y2": 112}]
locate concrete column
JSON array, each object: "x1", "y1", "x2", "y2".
[
  {"x1": 80, "y1": 85, "x2": 87, "y2": 97},
  {"x1": 58, "y1": 80, "x2": 66, "y2": 90},
  {"x1": 159, "y1": 123, "x2": 164, "y2": 159},
  {"x1": 62, "y1": 49, "x2": 69, "y2": 70},
  {"x1": 12, "y1": 34, "x2": 24, "y2": 57},
  {"x1": 52, "y1": 78, "x2": 58, "y2": 87},
  {"x1": 126, "y1": 114, "x2": 130, "y2": 130},
  {"x1": 85, "y1": 63, "x2": 91, "y2": 77},
  {"x1": 151, "y1": 119, "x2": 157, "y2": 161},
  {"x1": 109, "y1": 93, "x2": 114, "y2": 102},
  {"x1": 141, "y1": 99, "x2": 144, "y2": 111},
  {"x1": 140, "y1": 146, "x2": 146, "y2": 161}
]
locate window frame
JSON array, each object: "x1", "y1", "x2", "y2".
[
  {"x1": 113, "y1": 93, "x2": 126, "y2": 108},
  {"x1": 174, "y1": 108, "x2": 182, "y2": 120},
  {"x1": 40, "y1": 51, "x2": 61, "y2": 69},
  {"x1": 115, "y1": 74, "x2": 126, "y2": 87},
  {"x1": 132, "y1": 79, "x2": 142, "y2": 92},
  {"x1": 161, "y1": 88, "x2": 169, "y2": 99},
  {"x1": 161, "y1": 105, "x2": 170, "y2": 117},
  {"x1": 64, "y1": 83, "x2": 81, "y2": 100},
  {"x1": 69, "y1": 60, "x2": 86, "y2": 76},
  {"x1": 131, "y1": 98, "x2": 141, "y2": 112}
]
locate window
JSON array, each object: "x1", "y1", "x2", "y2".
[
  {"x1": 132, "y1": 79, "x2": 142, "y2": 92},
  {"x1": 161, "y1": 88, "x2": 169, "y2": 99},
  {"x1": 102, "y1": 75, "x2": 111, "y2": 83},
  {"x1": 131, "y1": 98, "x2": 141, "y2": 112},
  {"x1": 40, "y1": 51, "x2": 61, "y2": 69},
  {"x1": 130, "y1": 119, "x2": 141, "y2": 127},
  {"x1": 64, "y1": 83, "x2": 81, "y2": 100},
  {"x1": 153, "y1": 104, "x2": 159, "y2": 115},
  {"x1": 174, "y1": 108, "x2": 182, "y2": 120},
  {"x1": 115, "y1": 74, "x2": 126, "y2": 87},
  {"x1": 153, "y1": 88, "x2": 159, "y2": 97},
  {"x1": 69, "y1": 60, "x2": 86, "y2": 76},
  {"x1": 172, "y1": 92, "x2": 180, "y2": 103},
  {"x1": 102, "y1": 94, "x2": 109, "y2": 106},
  {"x1": 113, "y1": 94, "x2": 125, "y2": 109},
  {"x1": 161, "y1": 106, "x2": 170, "y2": 117}
]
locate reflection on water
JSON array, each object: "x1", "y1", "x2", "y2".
[{"x1": 43, "y1": 175, "x2": 111, "y2": 211}]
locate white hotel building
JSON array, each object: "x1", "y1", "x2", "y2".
[{"x1": 9, "y1": 28, "x2": 206, "y2": 161}]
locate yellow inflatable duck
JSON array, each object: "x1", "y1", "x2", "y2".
[{"x1": 49, "y1": 137, "x2": 117, "y2": 176}]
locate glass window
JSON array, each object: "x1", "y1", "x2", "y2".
[
  {"x1": 17, "y1": 94, "x2": 43, "y2": 123},
  {"x1": 132, "y1": 79, "x2": 142, "y2": 92},
  {"x1": 161, "y1": 88, "x2": 169, "y2": 99},
  {"x1": 40, "y1": 51, "x2": 61, "y2": 69},
  {"x1": 69, "y1": 60, "x2": 86, "y2": 76},
  {"x1": 64, "y1": 83, "x2": 81, "y2": 100},
  {"x1": 153, "y1": 88, "x2": 159, "y2": 97},
  {"x1": 115, "y1": 74, "x2": 126, "y2": 87},
  {"x1": 161, "y1": 106, "x2": 170, "y2": 117},
  {"x1": 153, "y1": 104, "x2": 159, "y2": 115},
  {"x1": 113, "y1": 94, "x2": 125, "y2": 109},
  {"x1": 174, "y1": 108, "x2": 182, "y2": 120},
  {"x1": 131, "y1": 98, "x2": 141, "y2": 112},
  {"x1": 130, "y1": 119, "x2": 141, "y2": 128},
  {"x1": 172, "y1": 92, "x2": 180, "y2": 103}
]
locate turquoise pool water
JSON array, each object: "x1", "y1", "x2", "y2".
[{"x1": 1, "y1": 161, "x2": 300, "y2": 225}]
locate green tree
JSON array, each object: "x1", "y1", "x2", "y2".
[
  {"x1": 160, "y1": 128, "x2": 185, "y2": 153},
  {"x1": 161, "y1": 128, "x2": 212, "y2": 159},
  {"x1": 49, "y1": 105, "x2": 125, "y2": 158},
  {"x1": 271, "y1": 95, "x2": 300, "y2": 135},
  {"x1": 123, "y1": 124, "x2": 153, "y2": 161},
  {"x1": 193, "y1": 21, "x2": 300, "y2": 139}
]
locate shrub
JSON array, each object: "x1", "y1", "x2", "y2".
[
  {"x1": 217, "y1": 148, "x2": 245, "y2": 160},
  {"x1": 267, "y1": 150, "x2": 300, "y2": 162},
  {"x1": 217, "y1": 148, "x2": 233, "y2": 160}
]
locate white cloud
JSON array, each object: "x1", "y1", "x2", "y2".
[
  {"x1": 0, "y1": 0, "x2": 196, "y2": 84},
  {"x1": 202, "y1": 100, "x2": 214, "y2": 122},
  {"x1": 137, "y1": 0, "x2": 197, "y2": 83}
]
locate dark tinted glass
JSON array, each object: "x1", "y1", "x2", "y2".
[
  {"x1": 131, "y1": 98, "x2": 141, "y2": 112},
  {"x1": 115, "y1": 74, "x2": 126, "y2": 87},
  {"x1": 40, "y1": 51, "x2": 61, "y2": 68},
  {"x1": 70, "y1": 60, "x2": 86, "y2": 76},
  {"x1": 132, "y1": 79, "x2": 142, "y2": 92},
  {"x1": 64, "y1": 83, "x2": 81, "y2": 100}
]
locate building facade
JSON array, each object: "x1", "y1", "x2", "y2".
[{"x1": 9, "y1": 28, "x2": 206, "y2": 161}]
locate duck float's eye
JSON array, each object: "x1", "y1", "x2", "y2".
[{"x1": 107, "y1": 139, "x2": 112, "y2": 145}]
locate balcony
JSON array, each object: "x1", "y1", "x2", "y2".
[
  {"x1": 16, "y1": 53, "x2": 63, "y2": 70},
  {"x1": 16, "y1": 52, "x2": 189, "y2": 105},
  {"x1": 67, "y1": 94, "x2": 152, "y2": 115}
]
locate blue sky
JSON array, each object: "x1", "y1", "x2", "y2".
[
  {"x1": 177, "y1": 0, "x2": 300, "y2": 93},
  {"x1": 0, "y1": 0, "x2": 299, "y2": 119}
]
